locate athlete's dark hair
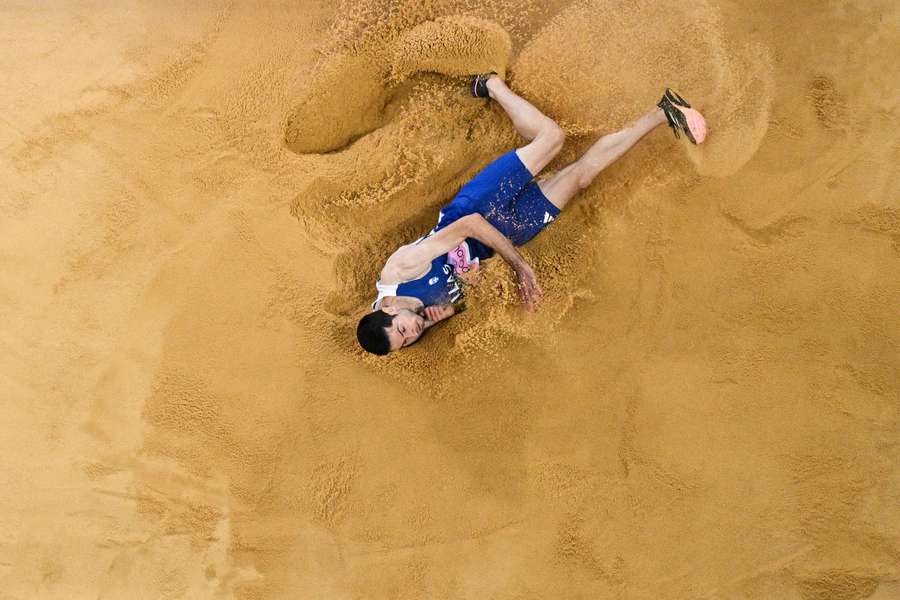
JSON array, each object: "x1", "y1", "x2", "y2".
[{"x1": 356, "y1": 310, "x2": 394, "y2": 355}]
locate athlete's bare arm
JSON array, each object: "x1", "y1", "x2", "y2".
[
  {"x1": 377, "y1": 295, "x2": 423, "y2": 311},
  {"x1": 380, "y1": 214, "x2": 542, "y2": 310}
]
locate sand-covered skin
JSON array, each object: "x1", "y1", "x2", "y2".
[{"x1": 2, "y1": 1, "x2": 899, "y2": 599}]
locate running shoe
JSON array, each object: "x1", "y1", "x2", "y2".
[
  {"x1": 471, "y1": 72, "x2": 497, "y2": 98},
  {"x1": 657, "y1": 88, "x2": 707, "y2": 144}
]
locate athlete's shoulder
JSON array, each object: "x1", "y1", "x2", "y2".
[{"x1": 381, "y1": 237, "x2": 444, "y2": 284}]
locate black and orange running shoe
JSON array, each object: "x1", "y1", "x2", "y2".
[{"x1": 657, "y1": 88, "x2": 708, "y2": 144}]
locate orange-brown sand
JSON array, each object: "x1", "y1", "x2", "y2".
[{"x1": 2, "y1": 1, "x2": 899, "y2": 598}]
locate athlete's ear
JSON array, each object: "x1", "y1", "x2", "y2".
[{"x1": 381, "y1": 306, "x2": 400, "y2": 316}]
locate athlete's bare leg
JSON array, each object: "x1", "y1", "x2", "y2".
[
  {"x1": 537, "y1": 107, "x2": 667, "y2": 211},
  {"x1": 485, "y1": 77, "x2": 564, "y2": 176}
]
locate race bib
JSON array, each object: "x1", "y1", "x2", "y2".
[{"x1": 447, "y1": 241, "x2": 480, "y2": 275}]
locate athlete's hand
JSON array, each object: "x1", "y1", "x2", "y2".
[
  {"x1": 514, "y1": 263, "x2": 542, "y2": 311},
  {"x1": 423, "y1": 304, "x2": 455, "y2": 323}
]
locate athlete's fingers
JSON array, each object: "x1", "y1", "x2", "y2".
[
  {"x1": 425, "y1": 304, "x2": 453, "y2": 322},
  {"x1": 518, "y1": 269, "x2": 542, "y2": 311},
  {"x1": 520, "y1": 282, "x2": 538, "y2": 311},
  {"x1": 530, "y1": 274, "x2": 543, "y2": 299},
  {"x1": 522, "y1": 291, "x2": 535, "y2": 312}
]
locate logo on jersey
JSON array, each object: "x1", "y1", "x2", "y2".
[
  {"x1": 428, "y1": 277, "x2": 438, "y2": 285},
  {"x1": 441, "y1": 263, "x2": 462, "y2": 303}
]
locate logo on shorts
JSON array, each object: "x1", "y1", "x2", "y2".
[
  {"x1": 428, "y1": 277, "x2": 439, "y2": 285},
  {"x1": 543, "y1": 211, "x2": 555, "y2": 224}
]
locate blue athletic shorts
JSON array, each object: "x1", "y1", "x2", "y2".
[{"x1": 433, "y1": 150, "x2": 560, "y2": 259}]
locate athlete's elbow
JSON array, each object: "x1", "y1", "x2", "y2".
[{"x1": 459, "y1": 213, "x2": 484, "y2": 236}]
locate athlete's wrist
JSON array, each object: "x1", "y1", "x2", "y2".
[{"x1": 510, "y1": 256, "x2": 530, "y2": 272}]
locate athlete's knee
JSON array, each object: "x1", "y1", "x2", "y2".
[
  {"x1": 519, "y1": 120, "x2": 565, "y2": 176},
  {"x1": 540, "y1": 120, "x2": 565, "y2": 155}
]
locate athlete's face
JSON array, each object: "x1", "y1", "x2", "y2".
[{"x1": 383, "y1": 308, "x2": 426, "y2": 351}]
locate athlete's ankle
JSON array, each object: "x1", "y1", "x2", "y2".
[
  {"x1": 485, "y1": 75, "x2": 502, "y2": 99},
  {"x1": 652, "y1": 107, "x2": 667, "y2": 125}
]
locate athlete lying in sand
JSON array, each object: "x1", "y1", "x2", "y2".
[{"x1": 357, "y1": 74, "x2": 707, "y2": 355}]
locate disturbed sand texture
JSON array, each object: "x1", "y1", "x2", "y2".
[{"x1": 2, "y1": 0, "x2": 899, "y2": 598}]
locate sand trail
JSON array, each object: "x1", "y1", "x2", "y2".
[
  {"x1": 513, "y1": 0, "x2": 774, "y2": 176},
  {"x1": 284, "y1": 0, "x2": 786, "y2": 383},
  {"x1": 283, "y1": 5, "x2": 534, "y2": 157},
  {"x1": 1, "y1": 0, "x2": 899, "y2": 599}
]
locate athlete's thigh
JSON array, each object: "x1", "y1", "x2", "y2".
[{"x1": 534, "y1": 161, "x2": 583, "y2": 211}]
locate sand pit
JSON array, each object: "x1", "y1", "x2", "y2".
[{"x1": 2, "y1": 1, "x2": 899, "y2": 598}]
